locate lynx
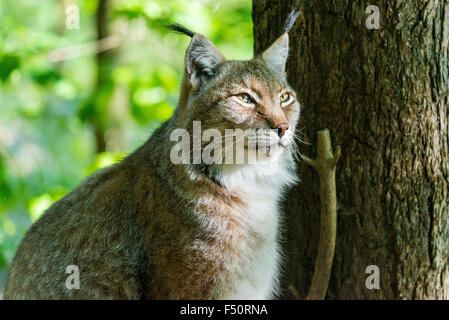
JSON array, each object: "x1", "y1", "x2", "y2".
[{"x1": 4, "y1": 9, "x2": 301, "y2": 299}]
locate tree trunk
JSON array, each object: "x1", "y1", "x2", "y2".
[
  {"x1": 253, "y1": 0, "x2": 449, "y2": 299},
  {"x1": 93, "y1": 0, "x2": 110, "y2": 153}
]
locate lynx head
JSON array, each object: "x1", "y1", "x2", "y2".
[{"x1": 168, "y1": 10, "x2": 300, "y2": 168}]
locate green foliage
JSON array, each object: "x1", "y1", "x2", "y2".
[
  {"x1": 0, "y1": 54, "x2": 21, "y2": 82},
  {"x1": 0, "y1": 0, "x2": 252, "y2": 288}
]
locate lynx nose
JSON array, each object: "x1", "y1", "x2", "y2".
[{"x1": 275, "y1": 123, "x2": 289, "y2": 138}]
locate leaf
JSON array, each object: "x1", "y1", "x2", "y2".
[
  {"x1": 0, "y1": 54, "x2": 20, "y2": 82},
  {"x1": 30, "y1": 67, "x2": 61, "y2": 85}
]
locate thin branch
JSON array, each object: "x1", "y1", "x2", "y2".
[
  {"x1": 301, "y1": 129, "x2": 340, "y2": 300},
  {"x1": 301, "y1": 154, "x2": 318, "y2": 169},
  {"x1": 288, "y1": 285, "x2": 301, "y2": 300},
  {"x1": 48, "y1": 34, "x2": 123, "y2": 62}
]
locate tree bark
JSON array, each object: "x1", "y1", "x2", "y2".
[{"x1": 253, "y1": 0, "x2": 449, "y2": 299}]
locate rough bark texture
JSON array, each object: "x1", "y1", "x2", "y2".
[{"x1": 253, "y1": 0, "x2": 449, "y2": 299}]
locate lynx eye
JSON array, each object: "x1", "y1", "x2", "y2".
[
  {"x1": 236, "y1": 93, "x2": 254, "y2": 104},
  {"x1": 280, "y1": 93, "x2": 290, "y2": 103}
]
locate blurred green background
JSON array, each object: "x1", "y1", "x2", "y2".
[{"x1": 0, "y1": 0, "x2": 252, "y2": 292}]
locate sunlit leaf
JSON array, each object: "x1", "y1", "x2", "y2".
[
  {"x1": 3, "y1": 219, "x2": 16, "y2": 236},
  {"x1": 84, "y1": 152, "x2": 126, "y2": 176},
  {"x1": 28, "y1": 194, "x2": 53, "y2": 222}
]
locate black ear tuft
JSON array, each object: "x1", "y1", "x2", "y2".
[
  {"x1": 167, "y1": 23, "x2": 225, "y2": 88},
  {"x1": 166, "y1": 23, "x2": 195, "y2": 38},
  {"x1": 262, "y1": 9, "x2": 300, "y2": 77},
  {"x1": 282, "y1": 8, "x2": 300, "y2": 33}
]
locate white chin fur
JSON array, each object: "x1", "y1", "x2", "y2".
[{"x1": 218, "y1": 145, "x2": 297, "y2": 191}]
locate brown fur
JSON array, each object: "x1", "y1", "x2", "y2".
[{"x1": 5, "y1": 13, "x2": 300, "y2": 299}]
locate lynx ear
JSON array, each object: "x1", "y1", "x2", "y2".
[
  {"x1": 262, "y1": 33, "x2": 290, "y2": 76},
  {"x1": 185, "y1": 34, "x2": 225, "y2": 88},
  {"x1": 262, "y1": 9, "x2": 300, "y2": 77}
]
